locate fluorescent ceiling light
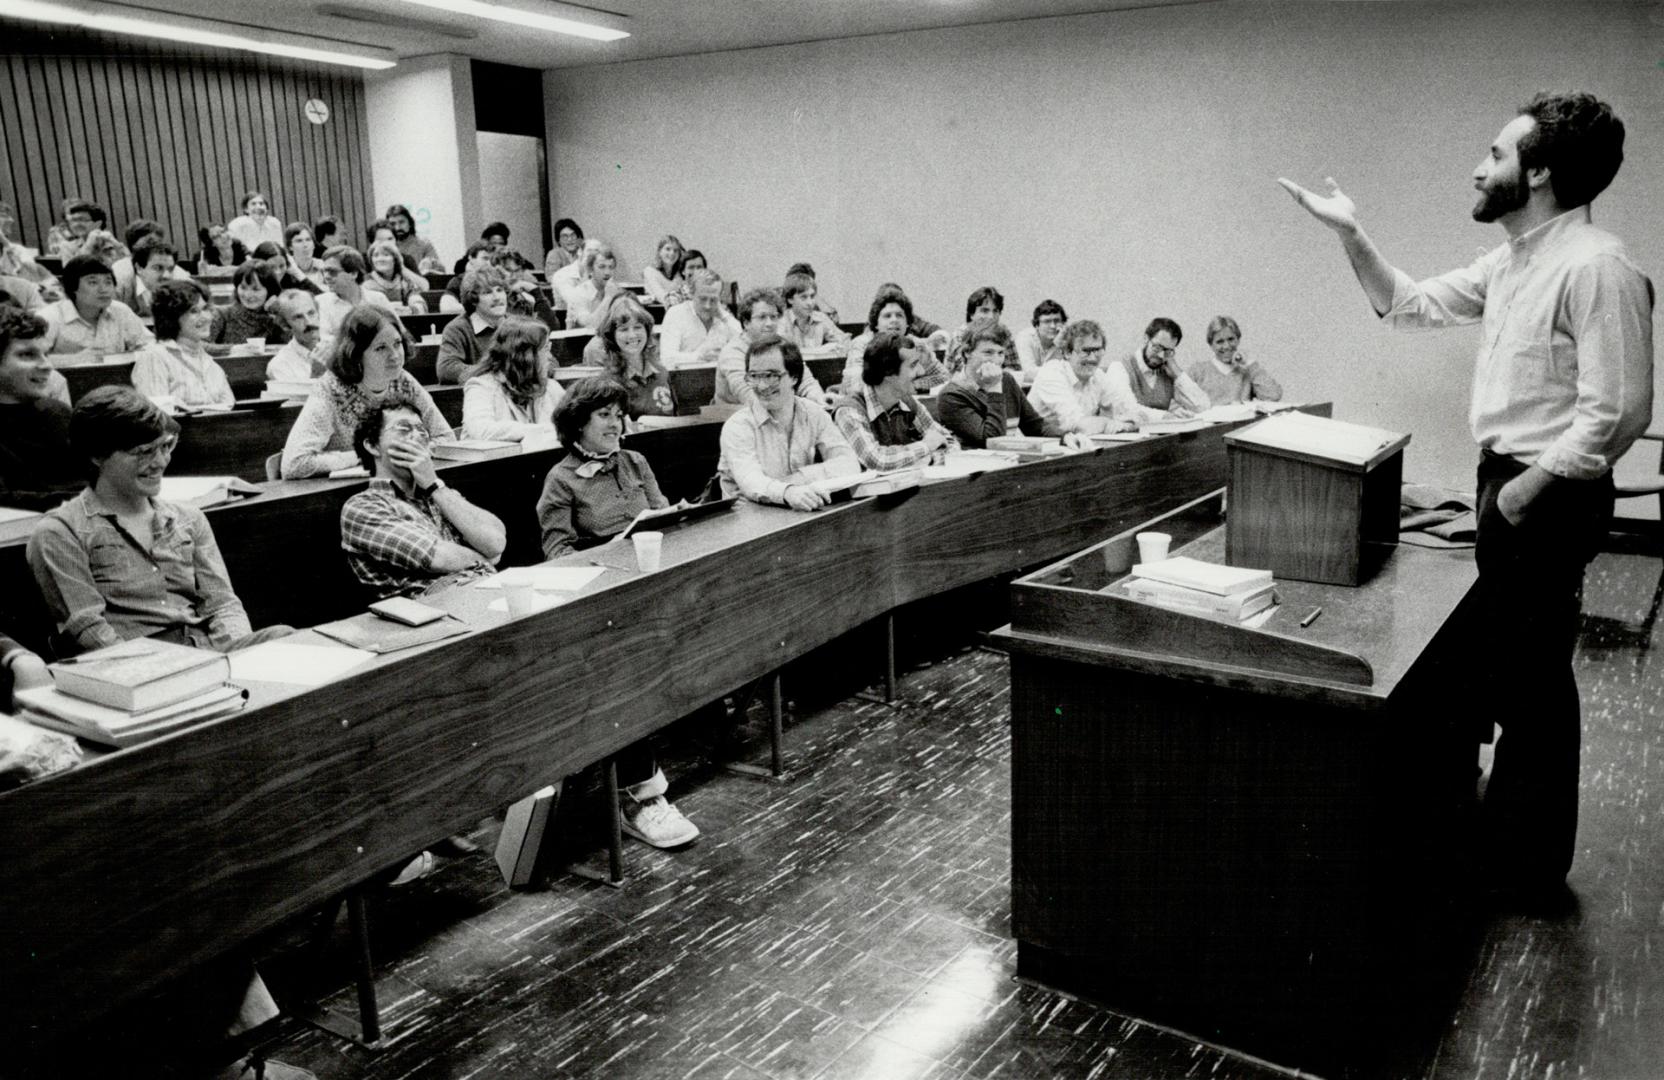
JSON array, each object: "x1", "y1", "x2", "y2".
[
  {"x1": 398, "y1": 0, "x2": 628, "y2": 42},
  {"x1": 0, "y1": 0, "x2": 399, "y2": 69}
]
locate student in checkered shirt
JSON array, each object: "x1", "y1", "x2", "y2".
[{"x1": 339, "y1": 401, "x2": 506, "y2": 598}]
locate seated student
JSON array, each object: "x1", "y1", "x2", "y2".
[
  {"x1": 719, "y1": 335, "x2": 858, "y2": 510},
  {"x1": 1109, "y1": 316, "x2": 1211, "y2": 421},
  {"x1": 642, "y1": 234, "x2": 685, "y2": 304},
  {"x1": 547, "y1": 238, "x2": 600, "y2": 314},
  {"x1": 436, "y1": 267, "x2": 510, "y2": 384},
  {"x1": 544, "y1": 217, "x2": 585, "y2": 280},
  {"x1": 938, "y1": 320, "x2": 1083, "y2": 450},
  {"x1": 210, "y1": 263, "x2": 287, "y2": 349},
  {"x1": 777, "y1": 271, "x2": 849, "y2": 352},
  {"x1": 266, "y1": 290, "x2": 326, "y2": 383},
  {"x1": 451, "y1": 222, "x2": 512, "y2": 274},
  {"x1": 785, "y1": 261, "x2": 838, "y2": 321},
  {"x1": 535, "y1": 377, "x2": 699, "y2": 849},
  {"x1": 0, "y1": 304, "x2": 80, "y2": 511},
  {"x1": 227, "y1": 190, "x2": 284, "y2": 251},
  {"x1": 715, "y1": 287, "x2": 828, "y2": 406},
  {"x1": 557, "y1": 242, "x2": 624, "y2": 330},
  {"x1": 443, "y1": 241, "x2": 495, "y2": 307},
  {"x1": 131, "y1": 281, "x2": 237, "y2": 409},
  {"x1": 964, "y1": 285, "x2": 1004, "y2": 327},
  {"x1": 386, "y1": 203, "x2": 441, "y2": 274},
  {"x1": 110, "y1": 219, "x2": 188, "y2": 296},
  {"x1": 51, "y1": 201, "x2": 126, "y2": 262},
  {"x1": 250, "y1": 240, "x2": 317, "y2": 298},
  {"x1": 462, "y1": 316, "x2": 566, "y2": 442},
  {"x1": 1026, "y1": 318, "x2": 1139, "y2": 435},
  {"x1": 340, "y1": 401, "x2": 505, "y2": 598},
  {"x1": 283, "y1": 221, "x2": 326, "y2": 293},
  {"x1": 659, "y1": 248, "x2": 705, "y2": 307},
  {"x1": 121, "y1": 237, "x2": 186, "y2": 319},
  {"x1": 1013, "y1": 299, "x2": 1067, "y2": 377},
  {"x1": 833, "y1": 329, "x2": 955, "y2": 470},
  {"x1": 27, "y1": 385, "x2": 293, "y2": 655},
  {"x1": 316, "y1": 246, "x2": 394, "y2": 353},
  {"x1": 584, "y1": 294, "x2": 678, "y2": 419},
  {"x1": 0, "y1": 201, "x2": 63, "y2": 304},
  {"x1": 195, "y1": 222, "x2": 246, "y2": 277},
  {"x1": 660, "y1": 268, "x2": 740, "y2": 368},
  {"x1": 840, "y1": 285, "x2": 949, "y2": 395},
  {"x1": 1185, "y1": 315, "x2": 1283, "y2": 405},
  {"x1": 363, "y1": 240, "x2": 430, "y2": 313},
  {"x1": 39, "y1": 255, "x2": 154, "y2": 361},
  {"x1": 495, "y1": 250, "x2": 557, "y2": 326},
  {"x1": 281, "y1": 305, "x2": 452, "y2": 479}
]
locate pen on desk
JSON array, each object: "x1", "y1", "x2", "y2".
[{"x1": 1299, "y1": 606, "x2": 1323, "y2": 628}]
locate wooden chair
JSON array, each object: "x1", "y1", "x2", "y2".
[{"x1": 1606, "y1": 430, "x2": 1664, "y2": 639}]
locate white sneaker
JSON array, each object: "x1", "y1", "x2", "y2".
[{"x1": 621, "y1": 796, "x2": 700, "y2": 849}]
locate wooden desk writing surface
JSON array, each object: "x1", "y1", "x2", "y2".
[
  {"x1": 0, "y1": 413, "x2": 1296, "y2": 1042},
  {"x1": 57, "y1": 358, "x2": 135, "y2": 401}
]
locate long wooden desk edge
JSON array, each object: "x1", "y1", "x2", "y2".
[{"x1": 0, "y1": 414, "x2": 1297, "y2": 1042}]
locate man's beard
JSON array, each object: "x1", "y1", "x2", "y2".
[{"x1": 1473, "y1": 172, "x2": 1529, "y2": 223}]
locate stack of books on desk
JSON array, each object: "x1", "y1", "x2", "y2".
[
  {"x1": 16, "y1": 639, "x2": 247, "y2": 748},
  {"x1": 1121, "y1": 556, "x2": 1276, "y2": 621}
]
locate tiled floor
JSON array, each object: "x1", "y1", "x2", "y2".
[{"x1": 82, "y1": 552, "x2": 1664, "y2": 1078}]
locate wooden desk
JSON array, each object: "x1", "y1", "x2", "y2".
[
  {"x1": 57, "y1": 358, "x2": 135, "y2": 401},
  {"x1": 217, "y1": 351, "x2": 272, "y2": 400},
  {"x1": 997, "y1": 498, "x2": 1480, "y2": 1069},
  {"x1": 400, "y1": 312, "x2": 452, "y2": 339},
  {"x1": 0, "y1": 420, "x2": 1256, "y2": 1046},
  {"x1": 804, "y1": 354, "x2": 845, "y2": 394}
]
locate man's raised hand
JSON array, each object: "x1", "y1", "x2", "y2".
[{"x1": 1277, "y1": 176, "x2": 1359, "y2": 234}]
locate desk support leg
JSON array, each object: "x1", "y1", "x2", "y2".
[
  {"x1": 300, "y1": 889, "x2": 383, "y2": 1049},
  {"x1": 857, "y1": 614, "x2": 901, "y2": 707},
  {"x1": 568, "y1": 760, "x2": 626, "y2": 888},
  {"x1": 725, "y1": 673, "x2": 792, "y2": 783}
]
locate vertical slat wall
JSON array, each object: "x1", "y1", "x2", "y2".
[{"x1": 0, "y1": 19, "x2": 374, "y2": 253}]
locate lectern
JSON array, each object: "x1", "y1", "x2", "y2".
[{"x1": 1223, "y1": 411, "x2": 1410, "y2": 585}]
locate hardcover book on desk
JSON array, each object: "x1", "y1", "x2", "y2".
[{"x1": 1223, "y1": 412, "x2": 1409, "y2": 586}]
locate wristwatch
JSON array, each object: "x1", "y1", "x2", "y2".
[{"x1": 418, "y1": 478, "x2": 447, "y2": 499}]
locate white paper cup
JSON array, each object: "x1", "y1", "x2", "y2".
[
  {"x1": 245, "y1": 337, "x2": 266, "y2": 352},
  {"x1": 632, "y1": 531, "x2": 663, "y2": 573},
  {"x1": 1135, "y1": 531, "x2": 1171, "y2": 564},
  {"x1": 498, "y1": 569, "x2": 540, "y2": 616}
]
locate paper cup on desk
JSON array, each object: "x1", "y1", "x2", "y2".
[
  {"x1": 498, "y1": 569, "x2": 540, "y2": 616},
  {"x1": 632, "y1": 531, "x2": 663, "y2": 573},
  {"x1": 1135, "y1": 531, "x2": 1171, "y2": 564},
  {"x1": 244, "y1": 337, "x2": 266, "y2": 352}
]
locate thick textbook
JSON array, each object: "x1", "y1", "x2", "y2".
[
  {"x1": 50, "y1": 638, "x2": 230, "y2": 712},
  {"x1": 429, "y1": 439, "x2": 520, "y2": 463},
  {"x1": 17, "y1": 683, "x2": 248, "y2": 747},
  {"x1": 1129, "y1": 555, "x2": 1273, "y2": 597},
  {"x1": 1121, "y1": 578, "x2": 1277, "y2": 621}
]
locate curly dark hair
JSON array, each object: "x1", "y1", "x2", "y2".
[
  {"x1": 151, "y1": 279, "x2": 211, "y2": 341},
  {"x1": 1516, "y1": 91, "x2": 1625, "y2": 209},
  {"x1": 865, "y1": 286, "x2": 913, "y2": 333},
  {"x1": 552, "y1": 377, "x2": 629, "y2": 447}
]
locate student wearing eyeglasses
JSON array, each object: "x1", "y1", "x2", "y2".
[
  {"x1": 26, "y1": 386, "x2": 293, "y2": 656},
  {"x1": 1025, "y1": 319, "x2": 1140, "y2": 435},
  {"x1": 1105, "y1": 317, "x2": 1211, "y2": 422},
  {"x1": 340, "y1": 401, "x2": 505, "y2": 598},
  {"x1": 718, "y1": 335, "x2": 858, "y2": 511}
]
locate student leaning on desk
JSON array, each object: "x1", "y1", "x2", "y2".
[
  {"x1": 715, "y1": 287, "x2": 831, "y2": 408},
  {"x1": 719, "y1": 334, "x2": 859, "y2": 511},
  {"x1": 534, "y1": 376, "x2": 699, "y2": 849},
  {"x1": 937, "y1": 320, "x2": 1084, "y2": 451}
]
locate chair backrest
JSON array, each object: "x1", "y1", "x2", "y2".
[{"x1": 264, "y1": 452, "x2": 282, "y2": 482}]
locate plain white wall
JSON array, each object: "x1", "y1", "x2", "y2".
[
  {"x1": 544, "y1": 0, "x2": 1663, "y2": 490},
  {"x1": 477, "y1": 132, "x2": 548, "y2": 259},
  {"x1": 366, "y1": 54, "x2": 481, "y2": 266}
]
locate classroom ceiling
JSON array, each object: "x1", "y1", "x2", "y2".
[{"x1": 111, "y1": 0, "x2": 1215, "y2": 71}]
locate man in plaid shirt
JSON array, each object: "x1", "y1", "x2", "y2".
[{"x1": 340, "y1": 402, "x2": 507, "y2": 598}]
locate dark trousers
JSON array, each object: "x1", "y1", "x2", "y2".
[{"x1": 1474, "y1": 451, "x2": 1612, "y2": 885}]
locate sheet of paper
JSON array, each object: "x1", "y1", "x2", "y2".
[
  {"x1": 228, "y1": 641, "x2": 375, "y2": 686},
  {"x1": 475, "y1": 566, "x2": 608, "y2": 592}
]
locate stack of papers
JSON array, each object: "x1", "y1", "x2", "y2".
[
  {"x1": 475, "y1": 566, "x2": 608, "y2": 592},
  {"x1": 1229, "y1": 411, "x2": 1407, "y2": 466}
]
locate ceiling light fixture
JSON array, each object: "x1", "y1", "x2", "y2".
[
  {"x1": 0, "y1": 0, "x2": 399, "y2": 69},
  {"x1": 398, "y1": 0, "x2": 628, "y2": 42}
]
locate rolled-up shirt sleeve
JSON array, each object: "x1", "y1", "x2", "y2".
[
  {"x1": 1381, "y1": 256, "x2": 1495, "y2": 330},
  {"x1": 26, "y1": 518, "x2": 123, "y2": 653},
  {"x1": 186, "y1": 507, "x2": 254, "y2": 645},
  {"x1": 1537, "y1": 257, "x2": 1655, "y2": 479}
]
